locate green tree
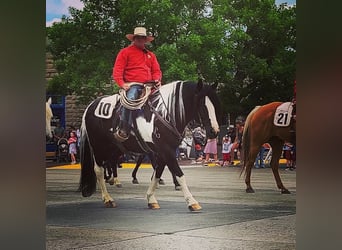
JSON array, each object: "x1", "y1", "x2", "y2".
[
  {"x1": 216, "y1": 0, "x2": 296, "y2": 119},
  {"x1": 46, "y1": 0, "x2": 296, "y2": 118}
]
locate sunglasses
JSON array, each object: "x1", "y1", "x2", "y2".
[{"x1": 134, "y1": 36, "x2": 147, "y2": 40}]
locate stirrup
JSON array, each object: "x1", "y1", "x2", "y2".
[{"x1": 114, "y1": 130, "x2": 129, "y2": 142}]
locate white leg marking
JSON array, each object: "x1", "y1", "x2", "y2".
[
  {"x1": 94, "y1": 163, "x2": 114, "y2": 203},
  {"x1": 146, "y1": 173, "x2": 159, "y2": 204},
  {"x1": 176, "y1": 175, "x2": 198, "y2": 206}
]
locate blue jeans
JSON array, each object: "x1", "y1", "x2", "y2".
[
  {"x1": 120, "y1": 84, "x2": 144, "y2": 127},
  {"x1": 255, "y1": 147, "x2": 265, "y2": 168}
]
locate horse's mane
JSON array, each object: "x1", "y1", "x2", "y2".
[
  {"x1": 157, "y1": 81, "x2": 219, "y2": 129},
  {"x1": 158, "y1": 81, "x2": 186, "y2": 125}
]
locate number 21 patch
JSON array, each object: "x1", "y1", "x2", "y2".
[{"x1": 273, "y1": 102, "x2": 293, "y2": 127}]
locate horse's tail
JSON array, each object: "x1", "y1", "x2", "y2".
[
  {"x1": 240, "y1": 106, "x2": 261, "y2": 178},
  {"x1": 78, "y1": 114, "x2": 97, "y2": 197}
]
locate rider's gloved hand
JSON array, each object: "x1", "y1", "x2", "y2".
[
  {"x1": 154, "y1": 80, "x2": 161, "y2": 88},
  {"x1": 121, "y1": 82, "x2": 131, "y2": 91}
]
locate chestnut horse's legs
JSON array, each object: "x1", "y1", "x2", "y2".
[
  {"x1": 245, "y1": 144, "x2": 262, "y2": 193},
  {"x1": 269, "y1": 138, "x2": 290, "y2": 194}
]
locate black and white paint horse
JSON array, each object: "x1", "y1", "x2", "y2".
[{"x1": 79, "y1": 80, "x2": 221, "y2": 211}]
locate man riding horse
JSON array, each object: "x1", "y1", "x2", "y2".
[{"x1": 112, "y1": 26, "x2": 162, "y2": 141}]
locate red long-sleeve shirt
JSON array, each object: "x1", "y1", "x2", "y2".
[{"x1": 112, "y1": 44, "x2": 162, "y2": 87}]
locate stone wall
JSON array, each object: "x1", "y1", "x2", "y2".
[
  {"x1": 46, "y1": 52, "x2": 86, "y2": 129},
  {"x1": 46, "y1": 53, "x2": 57, "y2": 82},
  {"x1": 65, "y1": 95, "x2": 86, "y2": 129}
]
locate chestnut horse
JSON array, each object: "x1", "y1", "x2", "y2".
[{"x1": 241, "y1": 102, "x2": 296, "y2": 194}]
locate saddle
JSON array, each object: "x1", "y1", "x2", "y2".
[
  {"x1": 94, "y1": 83, "x2": 182, "y2": 153},
  {"x1": 114, "y1": 83, "x2": 161, "y2": 150}
]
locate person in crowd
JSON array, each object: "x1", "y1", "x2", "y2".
[
  {"x1": 192, "y1": 127, "x2": 206, "y2": 162},
  {"x1": 53, "y1": 121, "x2": 65, "y2": 142},
  {"x1": 76, "y1": 127, "x2": 81, "y2": 148},
  {"x1": 221, "y1": 135, "x2": 233, "y2": 166},
  {"x1": 203, "y1": 134, "x2": 218, "y2": 165},
  {"x1": 230, "y1": 117, "x2": 244, "y2": 165},
  {"x1": 227, "y1": 125, "x2": 235, "y2": 142},
  {"x1": 112, "y1": 26, "x2": 162, "y2": 141},
  {"x1": 68, "y1": 131, "x2": 77, "y2": 164},
  {"x1": 283, "y1": 142, "x2": 296, "y2": 170},
  {"x1": 254, "y1": 143, "x2": 269, "y2": 168}
]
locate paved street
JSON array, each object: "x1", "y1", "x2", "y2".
[{"x1": 46, "y1": 165, "x2": 296, "y2": 249}]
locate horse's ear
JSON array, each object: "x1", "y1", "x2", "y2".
[
  {"x1": 211, "y1": 81, "x2": 218, "y2": 90},
  {"x1": 47, "y1": 97, "x2": 52, "y2": 105},
  {"x1": 197, "y1": 78, "x2": 203, "y2": 92}
]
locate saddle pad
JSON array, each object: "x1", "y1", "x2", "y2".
[
  {"x1": 273, "y1": 102, "x2": 293, "y2": 127},
  {"x1": 94, "y1": 94, "x2": 120, "y2": 119}
]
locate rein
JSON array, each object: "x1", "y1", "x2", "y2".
[{"x1": 147, "y1": 99, "x2": 184, "y2": 144}]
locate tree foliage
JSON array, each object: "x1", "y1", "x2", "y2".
[{"x1": 47, "y1": 0, "x2": 296, "y2": 121}]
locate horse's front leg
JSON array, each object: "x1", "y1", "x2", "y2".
[
  {"x1": 94, "y1": 164, "x2": 116, "y2": 207},
  {"x1": 146, "y1": 167, "x2": 162, "y2": 209},
  {"x1": 176, "y1": 175, "x2": 201, "y2": 211},
  {"x1": 166, "y1": 156, "x2": 201, "y2": 211},
  {"x1": 172, "y1": 172, "x2": 181, "y2": 190}
]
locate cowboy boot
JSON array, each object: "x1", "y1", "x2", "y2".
[{"x1": 114, "y1": 120, "x2": 129, "y2": 142}]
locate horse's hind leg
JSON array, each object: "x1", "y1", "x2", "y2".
[
  {"x1": 270, "y1": 139, "x2": 290, "y2": 194},
  {"x1": 245, "y1": 145, "x2": 261, "y2": 193},
  {"x1": 94, "y1": 161, "x2": 116, "y2": 207},
  {"x1": 106, "y1": 155, "x2": 122, "y2": 188}
]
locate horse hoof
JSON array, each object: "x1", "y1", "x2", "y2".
[
  {"x1": 132, "y1": 179, "x2": 139, "y2": 184},
  {"x1": 281, "y1": 189, "x2": 291, "y2": 194},
  {"x1": 175, "y1": 185, "x2": 181, "y2": 191},
  {"x1": 115, "y1": 184, "x2": 122, "y2": 188},
  {"x1": 246, "y1": 187, "x2": 255, "y2": 193},
  {"x1": 159, "y1": 179, "x2": 165, "y2": 185},
  {"x1": 106, "y1": 179, "x2": 114, "y2": 185},
  {"x1": 148, "y1": 203, "x2": 160, "y2": 210},
  {"x1": 188, "y1": 203, "x2": 202, "y2": 212},
  {"x1": 104, "y1": 201, "x2": 116, "y2": 208}
]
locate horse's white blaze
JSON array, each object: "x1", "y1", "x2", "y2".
[
  {"x1": 205, "y1": 96, "x2": 220, "y2": 133},
  {"x1": 176, "y1": 176, "x2": 198, "y2": 206}
]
